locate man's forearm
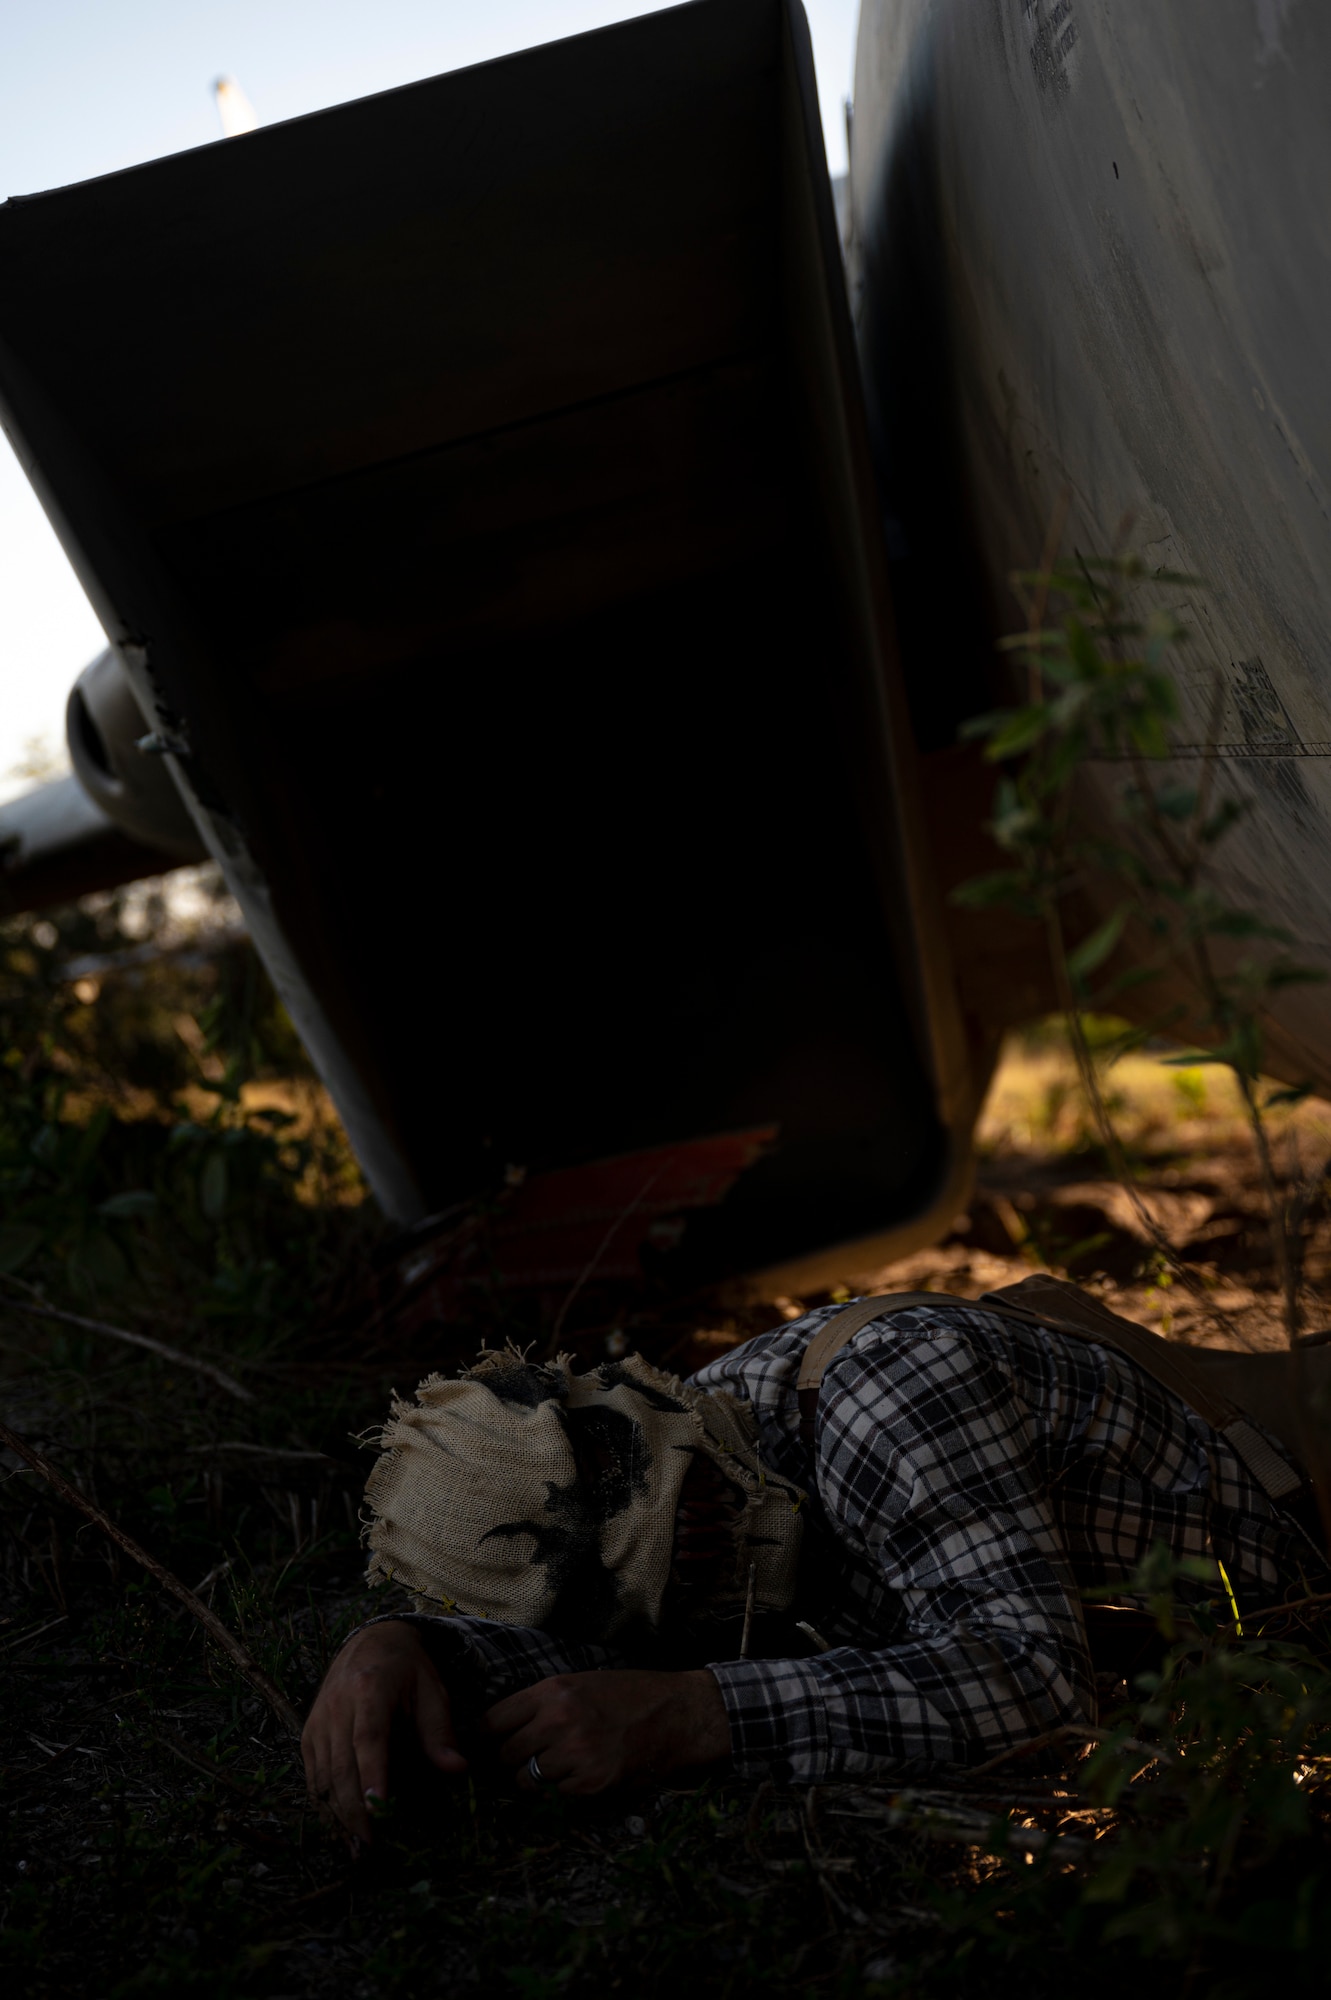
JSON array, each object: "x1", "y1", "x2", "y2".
[
  {"x1": 359, "y1": 1611, "x2": 629, "y2": 1710},
  {"x1": 708, "y1": 1625, "x2": 1090, "y2": 1785}
]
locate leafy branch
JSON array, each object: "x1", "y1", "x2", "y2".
[{"x1": 954, "y1": 547, "x2": 1326, "y2": 1360}]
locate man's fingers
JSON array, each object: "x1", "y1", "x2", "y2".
[
  {"x1": 493, "y1": 1716, "x2": 553, "y2": 1771},
  {"x1": 351, "y1": 1715, "x2": 393, "y2": 1821},
  {"x1": 413, "y1": 1667, "x2": 467, "y2": 1774},
  {"x1": 300, "y1": 1622, "x2": 474, "y2": 1847},
  {"x1": 329, "y1": 1747, "x2": 373, "y2": 1845},
  {"x1": 509, "y1": 1731, "x2": 579, "y2": 1790},
  {"x1": 301, "y1": 1729, "x2": 326, "y2": 1804},
  {"x1": 305, "y1": 1741, "x2": 344, "y2": 1835},
  {"x1": 483, "y1": 1685, "x2": 541, "y2": 1738}
]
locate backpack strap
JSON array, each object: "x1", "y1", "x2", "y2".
[
  {"x1": 795, "y1": 1292, "x2": 954, "y2": 1442},
  {"x1": 978, "y1": 1274, "x2": 1302, "y2": 1501},
  {"x1": 792, "y1": 1276, "x2": 1304, "y2": 1504}
]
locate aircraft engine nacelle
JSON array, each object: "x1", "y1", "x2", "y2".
[{"x1": 0, "y1": 0, "x2": 987, "y2": 1296}]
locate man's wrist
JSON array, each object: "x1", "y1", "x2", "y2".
[
  {"x1": 674, "y1": 1669, "x2": 731, "y2": 1767},
  {"x1": 333, "y1": 1617, "x2": 425, "y2": 1663}
]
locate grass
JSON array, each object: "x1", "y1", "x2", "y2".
[
  {"x1": 977, "y1": 1018, "x2": 1331, "y2": 1169},
  {"x1": 5, "y1": 881, "x2": 1331, "y2": 1996}
]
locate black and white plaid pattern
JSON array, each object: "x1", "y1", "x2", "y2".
[{"x1": 379, "y1": 1300, "x2": 1311, "y2": 1784}]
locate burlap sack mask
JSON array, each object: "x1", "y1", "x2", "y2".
[{"x1": 362, "y1": 1349, "x2": 805, "y2": 1642}]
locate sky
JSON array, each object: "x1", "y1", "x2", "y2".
[{"x1": 0, "y1": 0, "x2": 859, "y2": 799}]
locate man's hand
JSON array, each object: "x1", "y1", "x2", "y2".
[
  {"x1": 301, "y1": 1620, "x2": 465, "y2": 1843},
  {"x1": 484, "y1": 1668, "x2": 730, "y2": 1795}
]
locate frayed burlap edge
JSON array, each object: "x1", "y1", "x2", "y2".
[{"x1": 359, "y1": 1343, "x2": 805, "y2": 1620}]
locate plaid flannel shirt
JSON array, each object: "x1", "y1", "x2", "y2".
[{"x1": 378, "y1": 1299, "x2": 1309, "y2": 1784}]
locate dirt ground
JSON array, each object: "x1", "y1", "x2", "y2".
[{"x1": 833, "y1": 1041, "x2": 1331, "y2": 1353}]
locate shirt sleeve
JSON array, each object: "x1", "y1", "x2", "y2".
[
  {"x1": 360, "y1": 1611, "x2": 628, "y2": 1709},
  {"x1": 707, "y1": 1315, "x2": 1097, "y2": 1783}
]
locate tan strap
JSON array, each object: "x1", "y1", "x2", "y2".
[
  {"x1": 792, "y1": 1276, "x2": 1304, "y2": 1502},
  {"x1": 795, "y1": 1293, "x2": 948, "y2": 1394},
  {"x1": 980, "y1": 1275, "x2": 1303, "y2": 1500},
  {"x1": 977, "y1": 1275, "x2": 1240, "y2": 1433},
  {"x1": 795, "y1": 1292, "x2": 954, "y2": 1442}
]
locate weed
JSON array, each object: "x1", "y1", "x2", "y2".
[
  {"x1": 1171, "y1": 1067, "x2": 1208, "y2": 1118},
  {"x1": 937, "y1": 539, "x2": 1331, "y2": 1983},
  {"x1": 954, "y1": 546, "x2": 1328, "y2": 1343}
]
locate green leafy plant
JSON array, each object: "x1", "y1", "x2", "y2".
[
  {"x1": 0, "y1": 889, "x2": 365, "y2": 1327},
  {"x1": 953, "y1": 548, "x2": 1327, "y2": 1347},
  {"x1": 933, "y1": 545, "x2": 1331, "y2": 1987}
]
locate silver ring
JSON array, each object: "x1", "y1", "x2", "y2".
[{"x1": 528, "y1": 1753, "x2": 544, "y2": 1783}]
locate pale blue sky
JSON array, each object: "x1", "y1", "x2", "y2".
[{"x1": 0, "y1": 0, "x2": 858, "y2": 794}]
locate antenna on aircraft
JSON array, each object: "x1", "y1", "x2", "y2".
[{"x1": 213, "y1": 76, "x2": 260, "y2": 138}]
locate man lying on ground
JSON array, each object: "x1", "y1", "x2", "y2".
[{"x1": 302, "y1": 1284, "x2": 1321, "y2": 1843}]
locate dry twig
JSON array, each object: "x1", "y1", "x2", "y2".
[
  {"x1": 0, "y1": 1277, "x2": 254, "y2": 1404},
  {"x1": 1217, "y1": 1589, "x2": 1331, "y2": 1634},
  {"x1": 968, "y1": 1722, "x2": 1173, "y2": 1779},
  {"x1": 545, "y1": 1167, "x2": 662, "y2": 1356},
  {"x1": 0, "y1": 1418, "x2": 302, "y2": 1736},
  {"x1": 150, "y1": 1726, "x2": 264, "y2": 1797},
  {"x1": 185, "y1": 1441, "x2": 343, "y2": 1463}
]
